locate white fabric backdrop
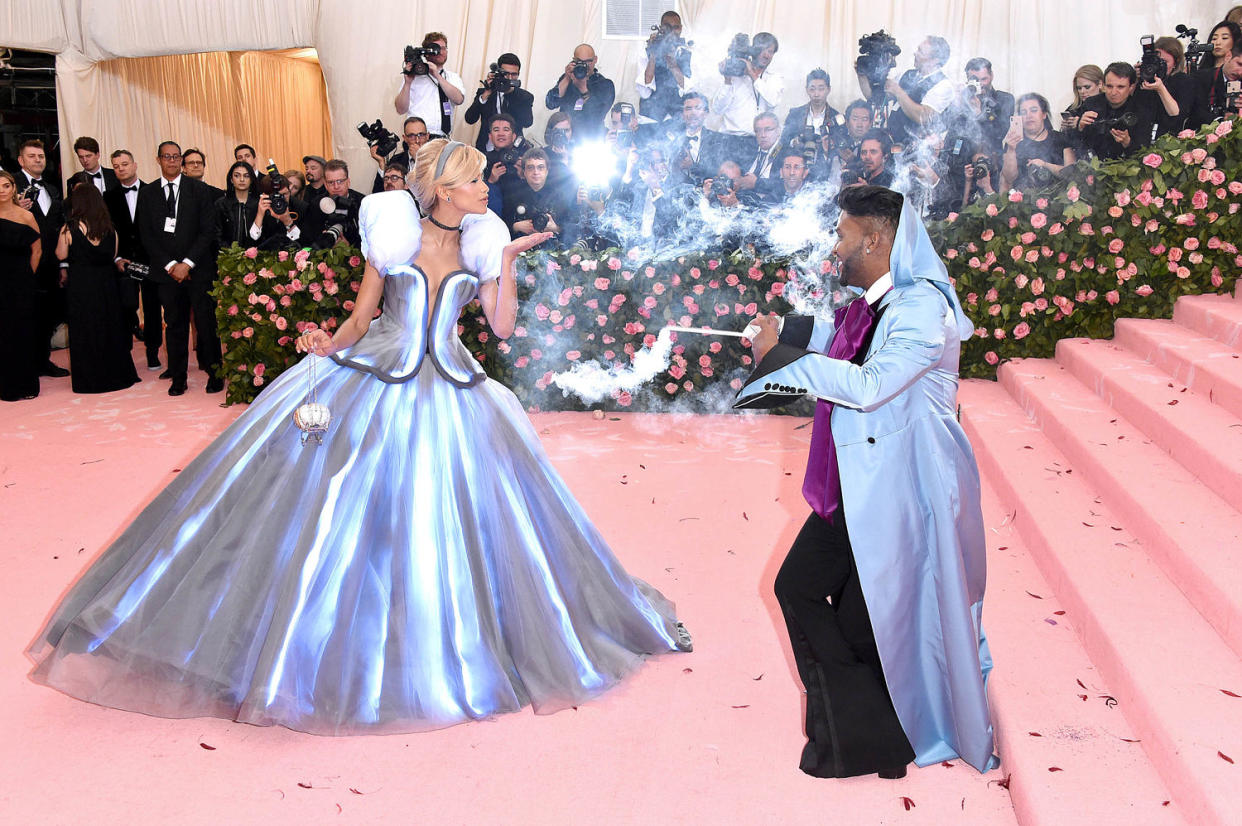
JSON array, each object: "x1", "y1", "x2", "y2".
[{"x1": 2, "y1": 0, "x2": 1227, "y2": 188}]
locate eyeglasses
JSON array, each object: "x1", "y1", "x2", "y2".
[
  {"x1": 382, "y1": 174, "x2": 405, "y2": 182},
  {"x1": 183, "y1": 159, "x2": 205, "y2": 166},
  {"x1": 159, "y1": 153, "x2": 182, "y2": 160},
  {"x1": 406, "y1": 132, "x2": 430, "y2": 141}
]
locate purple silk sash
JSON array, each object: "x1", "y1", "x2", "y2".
[{"x1": 802, "y1": 296, "x2": 881, "y2": 522}]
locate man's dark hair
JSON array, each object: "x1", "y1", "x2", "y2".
[
  {"x1": 805, "y1": 68, "x2": 831, "y2": 87},
  {"x1": 836, "y1": 185, "x2": 903, "y2": 235},
  {"x1": 384, "y1": 161, "x2": 408, "y2": 176},
  {"x1": 779, "y1": 148, "x2": 807, "y2": 168},
  {"x1": 497, "y1": 52, "x2": 521, "y2": 69},
  {"x1": 157, "y1": 140, "x2": 181, "y2": 157},
  {"x1": 1104, "y1": 61, "x2": 1138, "y2": 85},
  {"x1": 861, "y1": 127, "x2": 893, "y2": 155},
  {"x1": 926, "y1": 36, "x2": 951, "y2": 68},
  {"x1": 682, "y1": 91, "x2": 709, "y2": 110},
  {"x1": 964, "y1": 57, "x2": 993, "y2": 74},
  {"x1": 233, "y1": 143, "x2": 256, "y2": 158},
  {"x1": 753, "y1": 32, "x2": 779, "y2": 53},
  {"x1": 110, "y1": 149, "x2": 134, "y2": 162},
  {"x1": 73, "y1": 136, "x2": 101, "y2": 154},
  {"x1": 325, "y1": 159, "x2": 350, "y2": 177},
  {"x1": 403, "y1": 116, "x2": 427, "y2": 130},
  {"x1": 844, "y1": 99, "x2": 872, "y2": 120},
  {"x1": 19, "y1": 138, "x2": 44, "y2": 153},
  {"x1": 181, "y1": 147, "x2": 205, "y2": 164},
  {"x1": 489, "y1": 113, "x2": 518, "y2": 131}
]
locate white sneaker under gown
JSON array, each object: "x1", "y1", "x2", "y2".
[{"x1": 27, "y1": 193, "x2": 688, "y2": 735}]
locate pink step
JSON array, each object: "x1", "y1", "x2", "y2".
[
  {"x1": 998, "y1": 358, "x2": 1242, "y2": 658},
  {"x1": 961, "y1": 379, "x2": 1242, "y2": 826},
  {"x1": 979, "y1": 477, "x2": 1179, "y2": 825},
  {"x1": 1174, "y1": 293, "x2": 1242, "y2": 351},
  {"x1": 1056, "y1": 338, "x2": 1242, "y2": 514},
  {"x1": 1114, "y1": 318, "x2": 1242, "y2": 421}
]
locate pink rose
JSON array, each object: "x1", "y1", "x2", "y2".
[
  {"x1": 1048, "y1": 223, "x2": 1063, "y2": 236},
  {"x1": 1013, "y1": 322, "x2": 1030, "y2": 340},
  {"x1": 1192, "y1": 190, "x2": 1210, "y2": 210},
  {"x1": 275, "y1": 316, "x2": 288, "y2": 330},
  {"x1": 669, "y1": 364, "x2": 685, "y2": 379},
  {"x1": 1103, "y1": 290, "x2": 1119, "y2": 305},
  {"x1": 1008, "y1": 191, "x2": 1024, "y2": 203},
  {"x1": 1014, "y1": 273, "x2": 1029, "y2": 289},
  {"x1": 1066, "y1": 185, "x2": 1080, "y2": 202},
  {"x1": 1135, "y1": 190, "x2": 1153, "y2": 207},
  {"x1": 985, "y1": 288, "x2": 999, "y2": 302},
  {"x1": 980, "y1": 228, "x2": 995, "y2": 241},
  {"x1": 243, "y1": 272, "x2": 258, "y2": 285},
  {"x1": 1108, "y1": 239, "x2": 1124, "y2": 254},
  {"x1": 1030, "y1": 213, "x2": 1047, "y2": 229},
  {"x1": 607, "y1": 257, "x2": 622, "y2": 271},
  {"x1": 1008, "y1": 217, "x2": 1019, "y2": 229},
  {"x1": 1141, "y1": 153, "x2": 1163, "y2": 168},
  {"x1": 1010, "y1": 245, "x2": 1024, "y2": 262},
  {"x1": 1025, "y1": 249, "x2": 1039, "y2": 263},
  {"x1": 665, "y1": 382, "x2": 678, "y2": 394},
  {"x1": 1215, "y1": 119, "x2": 1233, "y2": 137},
  {"x1": 985, "y1": 203, "x2": 999, "y2": 217},
  {"x1": 984, "y1": 351, "x2": 999, "y2": 365},
  {"x1": 1030, "y1": 277, "x2": 1045, "y2": 295},
  {"x1": 227, "y1": 304, "x2": 239, "y2": 316},
  {"x1": 1036, "y1": 198, "x2": 1049, "y2": 209},
  {"x1": 1108, "y1": 205, "x2": 1123, "y2": 218},
  {"x1": 1177, "y1": 266, "x2": 1191, "y2": 279},
  {"x1": 566, "y1": 350, "x2": 581, "y2": 361},
  {"x1": 244, "y1": 247, "x2": 259, "y2": 259},
  {"x1": 342, "y1": 300, "x2": 355, "y2": 312},
  {"x1": 242, "y1": 326, "x2": 254, "y2": 338},
  {"x1": 593, "y1": 277, "x2": 610, "y2": 290},
  {"x1": 1135, "y1": 285, "x2": 1154, "y2": 297},
  {"x1": 1034, "y1": 298, "x2": 1048, "y2": 310},
  {"x1": 1020, "y1": 232, "x2": 1036, "y2": 245},
  {"x1": 988, "y1": 304, "x2": 1001, "y2": 316}
]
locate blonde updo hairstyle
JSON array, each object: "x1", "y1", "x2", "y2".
[{"x1": 411, "y1": 138, "x2": 486, "y2": 214}]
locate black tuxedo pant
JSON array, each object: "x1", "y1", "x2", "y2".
[
  {"x1": 140, "y1": 280, "x2": 164, "y2": 357},
  {"x1": 159, "y1": 278, "x2": 220, "y2": 381},
  {"x1": 774, "y1": 510, "x2": 915, "y2": 778}
]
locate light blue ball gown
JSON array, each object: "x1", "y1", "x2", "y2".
[{"x1": 27, "y1": 192, "x2": 688, "y2": 735}]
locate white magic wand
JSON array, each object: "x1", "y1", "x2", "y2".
[{"x1": 663, "y1": 323, "x2": 763, "y2": 339}]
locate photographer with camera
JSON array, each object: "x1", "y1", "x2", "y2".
[
  {"x1": 712, "y1": 32, "x2": 783, "y2": 139},
  {"x1": 1188, "y1": 23, "x2": 1242, "y2": 127},
  {"x1": 217, "y1": 161, "x2": 304, "y2": 250},
  {"x1": 637, "y1": 10, "x2": 693, "y2": 123},
  {"x1": 1076, "y1": 61, "x2": 1163, "y2": 160},
  {"x1": 950, "y1": 58, "x2": 1015, "y2": 154},
  {"x1": 546, "y1": 44, "x2": 615, "y2": 141},
  {"x1": 543, "y1": 112, "x2": 576, "y2": 190},
  {"x1": 482, "y1": 114, "x2": 528, "y2": 216},
  {"x1": 999, "y1": 94, "x2": 1076, "y2": 193},
  {"x1": 1148, "y1": 36, "x2": 1198, "y2": 133},
  {"x1": 781, "y1": 69, "x2": 846, "y2": 157},
  {"x1": 503, "y1": 147, "x2": 575, "y2": 246},
  {"x1": 464, "y1": 53, "x2": 535, "y2": 151},
  {"x1": 841, "y1": 128, "x2": 895, "y2": 188},
  {"x1": 307, "y1": 159, "x2": 363, "y2": 249},
  {"x1": 960, "y1": 149, "x2": 998, "y2": 209},
  {"x1": 368, "y1": 117, "x2": 430, "y2": 193},
  {"x1": 394, "y1": 32, "x2": 466, "y2": 138},
  {"x1": 861, "y1": 35, "x2": 954, "y2": 148}
]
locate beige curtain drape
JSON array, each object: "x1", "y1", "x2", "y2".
[
  {"x1": 1, "y1": 0, "x2": 1227, "y2": 187},
  {"x1": 81, "y1": 50, "x2": 331, "y2": 187}
]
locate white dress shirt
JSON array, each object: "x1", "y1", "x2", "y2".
[
  {"x1": 709, "y1": 70, "x2": 784, "y2": 136},
  {"x1": 401, "y1": 70, "x2": 467, "y2": 135}
]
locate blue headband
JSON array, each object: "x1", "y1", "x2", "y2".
[{"x1": 434, "y1": 140, "x2": 466, "y2": 179}]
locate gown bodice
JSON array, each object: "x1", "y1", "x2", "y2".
[{"x1": 330, "y1": 264, "x2": 487, "y2": 388}]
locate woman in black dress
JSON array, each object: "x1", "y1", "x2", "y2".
[
  {"x1": 0, "y1": 170, "x2": 43, "y2": 402},
  {"x1": 56, "y1": 183, "x2": 139, "y2": 394},
  {"x1": 999, "y1": 93, "x2": 1076, "y2": 193}
]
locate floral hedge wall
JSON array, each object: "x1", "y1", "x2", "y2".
[
  {"x1": 215, "y1": 119, "x2": 1242, "y2": 407},
  {"x1": 932, "y1": 118, "x2": 1242, "y2": 378}
]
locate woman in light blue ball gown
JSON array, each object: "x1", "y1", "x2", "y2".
[{"x1": 28, "y1": 139, "x2": 690, "y2": 735}]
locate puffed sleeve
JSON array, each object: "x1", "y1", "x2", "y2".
[
  {"x1": 460, "y1": 209, "x2": 510, "y2": 283},
  {"x1": 359, "y1": 190, "x2": 422, "y2": 275}
]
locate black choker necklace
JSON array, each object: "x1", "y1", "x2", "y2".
[{"x1": 428, "y1": 214, "x2": 462, "y2": 232}]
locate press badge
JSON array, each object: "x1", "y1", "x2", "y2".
[
  {"x1": 443, "y1": 100, "x2": 452, "y2": 118},
  {"x1": 164, "y1": 217, "x2": 177, "y2": 233},
  {"x1": 573, "y1": 97, "x2": 585, "y2": 111}
]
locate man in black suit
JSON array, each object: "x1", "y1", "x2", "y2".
[
  {"x1": 464, "y1": 53, "x2": 535, "y2": 151},
  {"x1": 105, "y1": 149, "x2": 163, "y2": 369},
  {"x1": 739, "y1": 112, "x2": 785, "y2": 204},
  {"x1": 181, "y1": 148, "x2": 226, "y2": 204},
  {"x1": 67, "y1": 136, "x2": 120, "y2": 203},
  {"x1": 369, "y1": 117, "x2": 429, "y2": 194},
  {"x1": 15, "y1": 139, "x2": 69, "y2": 378},
  {"x1": 666, "y1": 92, "x2": 729, "y2": 185},
  {"x1": 136, "y1": 141, "x2": 222, "y2": 396}
]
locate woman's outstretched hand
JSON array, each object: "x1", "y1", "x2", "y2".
[
  {"x1": 503, "y1": 231, "x2": 554, "y2": 260},
  {"x1": 295, "y1": 329, "x2": 335, "y2": 356}
]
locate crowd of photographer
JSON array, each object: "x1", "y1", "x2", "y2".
[{"x1": 355, "y1": 12, "x2": 1242, "y2": 257}]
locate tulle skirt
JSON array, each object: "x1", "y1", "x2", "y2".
[{"x1": 28, "y1": 355, "x2": 686, "y2": 735}]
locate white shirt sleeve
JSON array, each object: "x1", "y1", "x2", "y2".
[
  {"x1": 442, "y1": 70, "x2": 467, "y2": 101},
  {"x1": 635, "y1": 67, "x2": 655, "y2": 99},
  {"x1": 754, "y1": 70, "x2": 784, "y2": 112},
  {"x1": 921, "y1": 77, "x2": 956, "y2": 114}
]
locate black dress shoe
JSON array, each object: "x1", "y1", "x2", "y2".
[
  {"x1": 147, "y1": 355, "x2": 162, "y2": 371},
  {"x1": 158, "y1": 368, "x2": 173, "y2": 380},
  {"x1": 41, "y1": 361, "x2": 70, "y2": 378},
  {"x1": 206, "y1": 375, "x2": 224, "y2": 394},
  {"x1": 877, "y1": 765, "x2": 908, "y2": 780},
  {"x1": 168, "y1": 378, "x2": 188, "y2": 396}
]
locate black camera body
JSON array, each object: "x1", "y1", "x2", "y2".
[
  {"x1": 19, "y1": 181, "x2": 41, "y2": 202},
  {"x1": 513, "y1": 202, "x2": 553, "y2": 232},
  {"x1": 313, "y1": 195, "x2": 357, "y2": 250},
  {"x1": 487, "y1": 62, "x2": 521, "y2": 95},
  {"x1": 261, "y1": 161, "x2": 288, "y2": 214},
  {"x1": 705, "y1": 175, "x2": 738, "y2": 205},
  {"x1": 403, "y1": 42, "x2": 442, "y2": 77},
  {"x1": 571, "y1": 59, "x2": 592, "y2": 80},
  {"x1": 840, "y1": 156, "x2": 867, "y2": 185},
  {"x1": 1094, "y1": 111, "x2": 1138, "y2": 133},
  {"x1": 547, "y1": 129, "x2": 571, "y2": 151},
  {"x1": 721, "y1": 33, "x2": 764, "y2": 78},
  {"x1": 855, "y1": 30, "x2": 901, "y2": 99},
  {"x1": 495, "y1": 145, "x2": 522, "y2": 170},
  {"x1": 970, "y1": 156, "x2": 995, "y2": 181},
  {"x1": 1176, "y1": 24, "x2": 1214, "y2": 73},
  {"x1": 357, "y1": 119, "x2": 401, "y2": 158},
  {"x1": 1138, "y1": 35, "x2": 1167, "y2": 84}
]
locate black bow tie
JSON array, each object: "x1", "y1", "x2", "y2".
[
  {"x1": 91, "y1": 172, "x2": 102, "y2": 178},
  {"x1": 123, "y1": 185, "x2": 138, "y2": 193}
]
